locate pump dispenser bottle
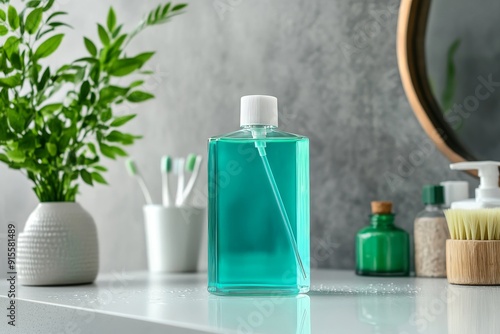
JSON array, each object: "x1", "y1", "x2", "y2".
[
  {"x1": 450, "y1": 161, "x2": 500, "y2": 208},
  {"x1": 208, "y1": 95, "x2": 310, "y2": 295}
]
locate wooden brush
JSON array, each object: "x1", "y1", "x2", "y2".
[{"x1": 444, "y1": 208, "x2": 500, "y2": 285}]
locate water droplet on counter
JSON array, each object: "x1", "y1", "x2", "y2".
[{"x1": 309, "y1": 283, "x2": 420, "y2": 295}]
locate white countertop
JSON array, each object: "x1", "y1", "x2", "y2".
[{"x1": 1, "y1": 269, "x2": 499, "y2": 333}]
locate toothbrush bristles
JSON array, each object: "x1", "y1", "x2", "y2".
[
  {"x1": 125, "y1": 158, "x2": 153, "y2": 205},
  {"x1": 161, "y1": 155, "x2": 172, "y2": 173},
  {"x1": 125, "y1": 159, "x2": 138, "y2": 176}
]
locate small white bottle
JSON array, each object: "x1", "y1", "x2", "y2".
[{"x1": 440, "y1": 181, "x2": 469, "y2": 209}]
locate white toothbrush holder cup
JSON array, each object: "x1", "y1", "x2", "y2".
[{"x1": 143, "y1": 205, "x2": 205, "y2": 272}]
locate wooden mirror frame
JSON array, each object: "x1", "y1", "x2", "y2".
[{"x1": 397, "y1": 0, "x2": 477, "y2": 173}]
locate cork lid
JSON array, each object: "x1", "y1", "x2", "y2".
[{"x1": 371, "y1": 201, "x2": 392, "y2": 214}]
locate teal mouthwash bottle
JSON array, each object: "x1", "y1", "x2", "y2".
[{"x1": 208, "y1": 95, "x2": 310, "y2": 295}]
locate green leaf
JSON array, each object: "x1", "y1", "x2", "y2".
[
  {"x1": 154, "y1": 5, "x2": 162, "y2": 21},
  {"x1": 112, "y1": 24, "x2": 122, "y2": 38},
  {"x1": 127, "y1": 91, "x2": 154, "y2": 103},
  {"x1": 59, "y1": 129, "x2": 73, "y2": 150},
  {"x1": 74, "y1": 57, "x2": 98, "y2": 64},
  {"x1": 46, "y1": 142, "x2": 57, "y2": 156},
  {"x1": 172, "y1": 4, "x2": 188, "y2": 11},
  {"x1": 26, "y1": 1, "x2": 42, "y2": 8},
  {"x1": 83, "y1": 37, "x2": 97, "y2": 57},
  {"x1": 34, "y1": 34, "x2": 64, "y2": 59},
  {"x1": 106, "y1": 130, "x2": 127, "y2": 142},
  {"x1": 0, "y1": 74, "x2": 21, "y2": 88},
  {"x1": 6, "y1": 150, "x2": 25, "y2": 163},
  {"x1": 6, "y1": 108, "x2": 24, "y2": 132},
  {"x1": 441, "y1": 39, "x2": 461, "y2": 111},
  {"x1": 34, "y1": 147, "x2": 48, "y2": 159},
  {"x1": 99, "y1": 143, "x2": 116, "y2": 159},
  {"x1": 43, "y1": 0, "x2": 55, "y2": 12},
  {"x1": 0, "y1": 25, "x2": 7, "y2": 36},
  {"x1": 161, "y1": 3, "x2": 171, "y2": 16},
  {"x1": 48, "y1": 21, "x2": 72, "y2": 29},
  {"x1": 80, "y1": 169, "x2": 93, "y2": 185},
  {"x1": 133, "y1": 52, "x2": 155, "y2": 67},
  {"x1": 0, "y1": 116, "x2": 12, "y2": 141},
  {"x1": 109, "y1": 34, "x2": 127, "y2": 53},
  {"x1": 18, "y1": 133, "x2": 37, "y2": 150},
  {"x1": 99, "y1": 85, "x2": 129, "y2": 103},
  {"x1": 79, "y1": 80, "x2": 90, "y2": 101},
  {"x1": 10, "y1": 52, "x2": 22, "y2": 70},
  {"x1": 0, "y1": 153, "x2": 9, "y2": 163},
  {"x1": 8, "y1": 6, "x2": 19, "y2": 30},
  {"x1": 0, "y1": 9, "x2": 6, "y2": 21},
  {"x1": 36, "y1": 27, "x2": 55, "y2": 40},
  {"x1": 100, "y1": 109, "x2": 112, "y2": 122},
  {"x1": 130, "y1": 80, "x2": 144, "y2": 88},
  {"x1": 110, "y1": 146, "x2": 127, "y2": 157},
  {"x1": 25, "y1": 8, "x2": 43, "y2": 34},
  {"x1": 107, "y1": 7, "x2": 116, "y2": 32},
  {"x1": 46, "y1": 11, "x2": 67, "y2": 23},
  {"x1": 110, "y1": 114, "x2": 136, "y2": 127},
  {"x1": 47, "y1": 117, "x2": 62, "y2": 134},
  {"x1": 108, "y1": 58, "x2": 142, "y2": 77},
  {"x1": 94, "y1": 165, "x2": 108, "y2": 172},
  {"x1": 87, "y1": 142, "x2": 97, "y2": 154},
  {"x1": 97, "y1": 24, "x2": 110, "y2": 46},
  {"x1": 4, "y1": 36, "x2": 19, "y2": 58},
  {"x1": 37, "y1": 67, "x2": 51, "y2": 90},
  {"x1": 91, "y1": 172, "x2": 108, "y2": 184},
  {"x1": 40, "y1": 103, "x2": 62, "y2": 115}
]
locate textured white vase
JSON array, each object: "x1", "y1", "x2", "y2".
[{"x1": 17, "y1": 202, "x2": 99, "y2": 286}]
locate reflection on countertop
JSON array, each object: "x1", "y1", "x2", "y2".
[
  {"x1": 1, "y1": 270, "x2": 499, "y2": 333},
  {"x1": 209, "y1": 295, "x2": 310, "y2": 334}
]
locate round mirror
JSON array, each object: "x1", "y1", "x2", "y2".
[{"x1": 397, "y1": 0, "x2": 500, "y2": 171}]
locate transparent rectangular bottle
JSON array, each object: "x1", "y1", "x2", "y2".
[{"x1": 208, "y1": 125, "x2": 310, "y2": 295}]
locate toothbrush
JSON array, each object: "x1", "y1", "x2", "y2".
[
  {"x1": 174, "y1": 158, "x2": 185, "y2": 206},
  {"x1": 161, "y1": 155, "x2": 173, "y2": 207},
  {"x1": 125, "y1": 159, "x2": 153, "y2": 205},
  {"x1": 179, "y1": 154, "x2": 202, "y2": 206}
]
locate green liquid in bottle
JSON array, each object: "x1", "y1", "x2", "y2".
[{"x1": 208, "y1": 128, "x2": 310, "y2": 295}]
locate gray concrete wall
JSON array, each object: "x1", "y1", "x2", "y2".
[{"x1": 0, "y1": 0, "x2": 476, "y2": 273}]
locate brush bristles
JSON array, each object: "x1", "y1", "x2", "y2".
[
  {"x1": 161, "y1": 155, "x2": 172, "y2": 173},
  {"x1": 185, "y1": 154, "x2": 196, "y2": 172},
  {"x1": 444, "y1": 209, "x2": 500, "y2": 240},
  {"x1": 125, "y1": 159, "x2": 138, "y2": 176}
]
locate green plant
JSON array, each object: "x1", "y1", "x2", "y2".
[
  {"x1": 0, "y1": 0, "x2": 187, "y2": 201},
  {"x1": 441, "y1": 39, "x2": 461, "y2": 112}
]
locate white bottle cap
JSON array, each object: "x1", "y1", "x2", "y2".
[
  {"x1": 240, "y1": 95, "x2": 278, "y2": 127},
  {"x1": 440, "y1": 181, "x2": 469, "y2": 207},
  {"x1": 450, "y1": 161, "x2": 500, "y2": 202}
]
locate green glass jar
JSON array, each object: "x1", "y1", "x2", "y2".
[{"x1": 356, "y1": 201, "x2": 410, "y2": 276}]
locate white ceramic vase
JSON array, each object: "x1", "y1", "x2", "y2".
[
  {"x1": 143, "y1": 205, "x2": 205, "y2": 272},
  {"x1": 17, "y1": 202, "x2": 99, "y2": 286}
]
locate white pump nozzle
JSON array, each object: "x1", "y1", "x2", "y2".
[{"x1": 450, "y1": 161, "x2": 500, "y2": 203}]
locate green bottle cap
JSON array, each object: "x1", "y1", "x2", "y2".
[{"x1": 422, "y1": 185, "x2": 444, "y2": 205}]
